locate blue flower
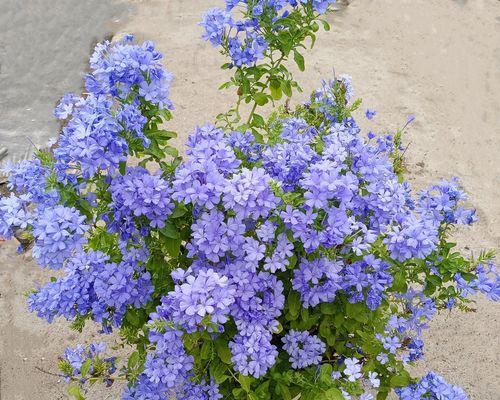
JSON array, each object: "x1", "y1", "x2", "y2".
[
  {"x1": 365, "y1": 108, "x2": 377, "y2": 120},
  {"x1": 107, "y1": 167, "x2": 174, "y2": 240},
  {"x1": 200, "y1": 8, "x2": 232, "y2": 46},
  {"x1": 229, "y1": 330, "x2": 278, "y2": 378},
  {"x1": 32, "y1": 205, "x2": 88, "y2": 269},
  {"x1": 282, "y1": 330, "x2": 326, "y2": 369}
]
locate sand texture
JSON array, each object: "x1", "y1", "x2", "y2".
[{"x1": 0, "y1": 0, "x2": 499, "y2": 399}]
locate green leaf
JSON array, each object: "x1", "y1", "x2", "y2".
[
  {"x1": 128, "y1": 351, "x2": 141, "y2": 370},
  {"x1": 146, "y1": 142, "x2": 164, "y2": 159},
  {"x1": 319, "y1": 364, "x2": 333, "y2": 383},
  {"x1": 238, "y1": 374, "x2": 253, "y2": 392},
  {"x1": 215, "y1": 339, "x2": 232, "y2": 364},
  {"x1": 201, "y1": 340, "x2": 213, "y2": 360},
  {"x1": 149, "y1": 129, "x2": 177, "y2": 140},
  {"x1": 320, "y1": 302, "x2": 337, "y2": 315},
  {"x1": 270, "y1": 78, "x2": 282, "y2": 100},
  {"x1": 125, "y1": 309, "x2": 141, "y2": 327},
  {"x1": 164, "y1": 238, "x2": 181, "y2": 258},
  {"x1": 282, "y1": 80, "x2": 293, "y2": 97},
  {"x1": 346, "y1": 302, "x2": 369, "y2": 323},
  {"x1": 159, "y1": 223, "x2": 180, "y2": 239},
  {"x1": 163, "y1": 145, "x2": 179, "y2": 158},
  {"x1": 276, "y1": 383, "x2": 292, "y2": 400},
  {"x1": 210, "y1": 359, "x2": 229, "y2": 384},
  {"x1": 293, "y1": 50, "x2": 305, "y2": 71},
  {"x1": 252, "y1": 113, "x2": 266, "y2": 128},
  {"x1": 377, "y1": 390, "x2": 389, "y2": 400},
  {"x1": 119, "y1": 161, "x2": 127, "y2": 175},
  {"x1": 170, "y1": 203, "x2": 188, "y2": 218},
  {"x1": 80, "y1": 359, "x2": 92, "y2": 378},
  {"x1": 321, "y1": 20, "x2": 331, "y2": 31},
  {"x1": 287, "y1": 291, "x2": 301, "y2": 318},
  {"x1": 390, "y1": 371, "x2": 411, "y2": 388},
  {"x1": 253, "y1": 92, "x2": 269, "y2": 106},
  {"x1": 391, "y1": 270, "x2": 408, "y2": 293},
  {"x1": 67, "y1": 383, "x2": 85, "y2": 400},
  {"x1": 323, "y1": 388, "x2": 344, "y2": 400}
]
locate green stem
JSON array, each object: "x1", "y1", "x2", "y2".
[{"x1": 245, "y1": 54, "x2": 285, "y2": 125}]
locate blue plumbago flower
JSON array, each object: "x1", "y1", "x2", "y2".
[
  {"x1": 187, "y1": 124, "x2": 241, "y2": 174},
  {"x1": 54, "y1": 94, "x2": 128, "y2": 179},
  {"x1": 342, "y1": 255, "x2": 393, "y2": 310},
  {"x1": 54, "y1": 92, "x2": 80, "y2": 120},
  {"x1": 54, "y1": 38, "x2": 173, "y2": 180},
  {"x1": 125, "y1": 327, "x2": 194, "y2": 397},
  {"x1": 408, "y1": 337, "x2": 424, "y2": 361},
  {"x1": 368, "y1": 371, "x2": 380, "y2": 388},
  {"x1": 343, "y1": 357, "x2": 362, "y2": 382},
  {"x1": 303, "y1": 0, "x2": 337, "y2": 14},
  {"x1": 292, "y1": 257, "x2": 343, "y2": 307},
  {"x1": 228, "y1": 32, "x2": 268, "y2": 67},
  {"x1": 223, "y1": 167, "x2": 279, "y2": 218},
  {"x1": 188, "y1": 209, "x2": 245, "y2": 262},
  {"x1": 313, "y1": 74, "x2": 354, "y2": 118},
  {"x1": 0, "y1": 194, "x2": 33, "y2": 239},
  {"x1": 200, "y1": 8, "x2": 232, "y2": 46},
  {"x1": 159, "y1": 268, "x2": 235, "y2": 332},
  {"x1": 29, "y1": 248, "x2": 152, "y2": 328},
  {"x1": 280, "y1": 117, "x2": 317, "y2": 144},
  {"x1": 117, "y1": 103, "x2": 150, "y2": 147},
  {"x1": 229, "y1": 330, "x2": 278, "y2": 378},
  {"x1": 228, "y1": 130, "x2": 262, "y2": 163},
  {"x1": 176, "y1": 380, "x2": 223, "y2": 400},
  {"x1": 88, "y1": 36, "x2": 173, "y2": 109},
  {"x1": 93, "y1": 257, "x2": 153, "y2": 327},
  {"x1": 63, "y1": 345, "x2": 87, "y2": 379},
  {"x1": 263, "y1": 140, "x2": 318, "y2": 191},
  {"x1": 263, "y1": 233, "x2": 294, "y2": 273},
  {"x1": 227, "y1": 264, "x2": 284, "y2": 334},
  {"x1": 396, "y1": 372, "x2": 469, "y2": 400},
  {"x1": 418, "y1": 178, "x2": 477, "y2": 225},
  {"x1": 32, "y1": 205, "x2": 88, "y2": 269},
  {"x1": 173, "y1": 159, "x2": 227, "y2": 210},
  {"x1": 107, "y1": 167, "x2": 174, "y2": 240},
  {"x1": 282, "y1": 330, "x2": 326, "y2": 369},
  {"x1": 3, "y1": 159, "x2": 52, "y2": 204},
  {"x1": 455, "y1": 262, "x2": 500, "y2": 302},
  {"x1": 365, "y1": 108, "x2": 377, "y2": 120},
  {"x1": 385, "y1": 214, "x2": 438, "y2": 262},
  {"x1": 62, "y1": 343, "x2": 115, "y2": 382},
  {"x1": 28, "y1": 250, "x2": 109, "y2": 322}
]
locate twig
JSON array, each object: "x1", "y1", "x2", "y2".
[{"x1": 35, "y1": 365, "x2": 64, "y2": 378}]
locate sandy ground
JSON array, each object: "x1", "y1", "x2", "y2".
[{"x1": 1, "y1": 0, "x2": 499, "y2": 399}]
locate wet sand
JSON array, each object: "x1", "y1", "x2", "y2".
[
  {"x1": 1, "y1": 0, "x2": 499, "y2": 399},
  {"x1": 0, "y1": 0, "x2": 134, "y2": 166}
]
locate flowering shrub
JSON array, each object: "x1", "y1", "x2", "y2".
[{"x1": 1, "y1": 1, "x2": 499, "y2": 399}]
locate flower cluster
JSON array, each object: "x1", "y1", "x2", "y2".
[
  {"x1": 107, "y1": 167, "x2": 174, "y2": 240},
  {"x1": 32, "y1": 205, "x2": 88, "y2": 269},
  {"x1": 60, "y1": 343, "x2": 116, "y2": 385},
  {"x1": 282, "y1": 330, "x2": 325, "y2": 369},
  {"x1": 200, "y1": 0, "x2": 336, "y2": 67},
  {"x1": 396, "y1": 372, "x2": 469, "y2": 400},
  {"x1": 29, "y1": 247, "x2": 153, "y2": 329},
  {"x1": 54, "y1": 35, "x2": 172, "y2": 181},
  {"x1": 0, "y1": 194, "x2": 32, "y2": 239}
]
